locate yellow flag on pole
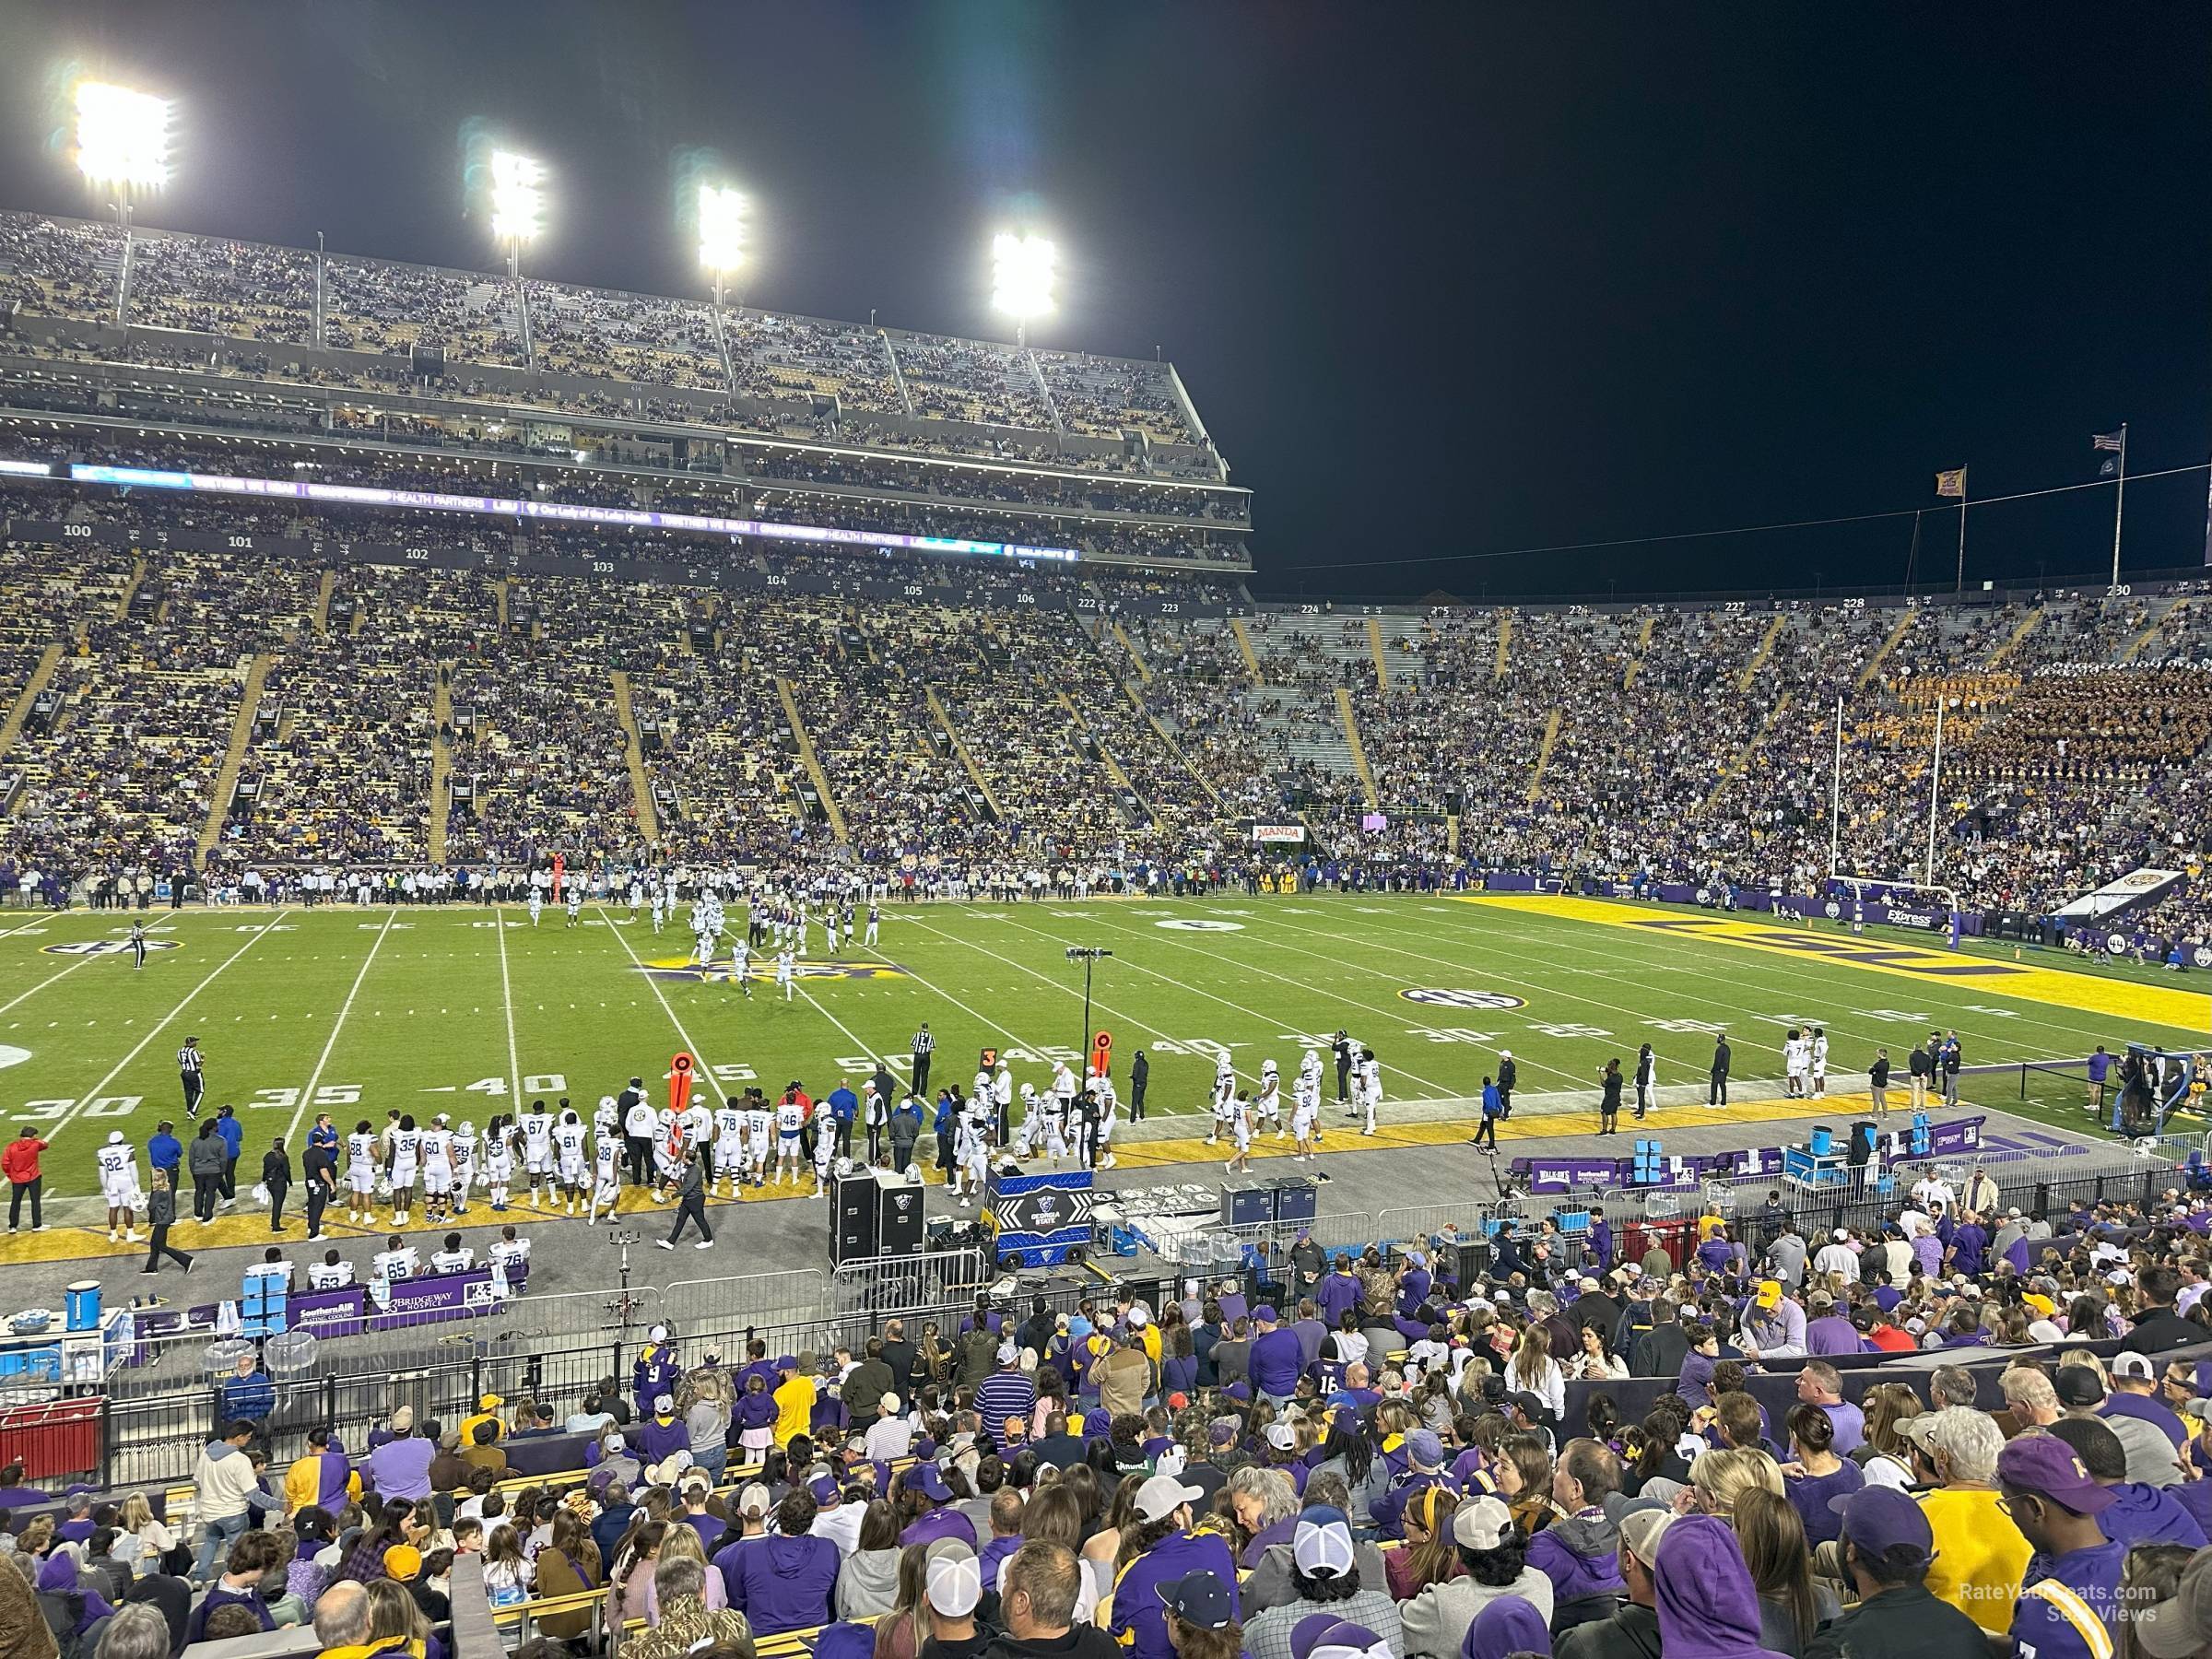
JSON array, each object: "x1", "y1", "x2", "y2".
[{"x1": 1935, "y1": 467, "x2": 1967, "y2": 499}]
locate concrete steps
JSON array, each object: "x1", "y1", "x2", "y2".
[
  {"x1": 610, "y1": 669, "x2": 662, "y2": 843},
  {"x1": 925, "y1": 686, "x2": 1002, "y2": 816},
  {"x1": 198, "y1": 653, "x2": 273, "y2": 862},
  {"x1": 775, "y1": 675, "x2": 849, "y2": 842},
  {"x1": 1335, "y1": 686, "x2": 1379, "y2": 806},
  {"x1": 0, "y1": 643, "x2": 64, "y2": 766},
  {"x1": 428, "y1": 671, "x2": 453, "y2": 863}
]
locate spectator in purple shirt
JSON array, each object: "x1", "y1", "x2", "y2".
[
  {"x1": 899, "y1": 1463, "x2": 978, "y2": 1547},
  {"x1": 0, "y1": 1461, "x2": 51, "y2": 1508},
  {"x1": 1249, "y1": 1306, "x2": 1303, "y2": 1405},
  {"x1": 362, "y1": 1420, "x2": 435, "y2": 1502}
]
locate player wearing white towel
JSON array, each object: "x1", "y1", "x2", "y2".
[
  {"x1": 387, "y1": 1114, "x2": 421, "y2": 1226},
  {"x1": 346, "y1": 1120, "x2": 378, "y2": 1222},
  {"x1": 1225, "y1": 1090, "x2": 1254, "y2": 1173},
  {"x1": 520, "y1": 1100, "x2": 555, "y2": 1202},
  {"x1": 1357, "y1": 1048, "x2": 1382, "y2": 1135},
  {"x1": 743, "y1": 1095, "x2": 774, "y2": 1188},
  {"x1": 1810, "y1": 1026, "x2": 1830, "y2": 1100},
  {"x1": 97, "y1": 1131, "x2": 140, "y2": 1241},
  {"x1": 450, "y1": 1119, "x2": 477, "y2": 1214},
  {"x1": 554, "y1": 1109, "x2": 589, "y2": 1214},
  {"x1": 589, "y1": 1124, "x2": 624, "y2": 1222},
  {"x1": 1291, "y1": 1070, "x2": 1321, "y2": 1161},
  {"x1": 420, "y1": 1116, "x2": 454, "y2": 1223},
  {"x1": 774, "y1": 1093, "x2": 806, "y2": 1184}
]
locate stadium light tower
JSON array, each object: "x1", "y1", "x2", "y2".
[
  {"x1": 488, "y1": 148, "x2": 545, "y2": 280},
  {"x1": 991, "y1": 231, "x2": 1055, "y2": 347},
  {"x1": 74, "y1": 79, "x2": 171, "y2": 231},
  {"x1": 698, "y1": 183, "x2": 749, "y2": 309}
]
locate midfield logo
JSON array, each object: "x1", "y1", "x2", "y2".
[
  {"x1": 635, "y1": 956, "x2": 907, "y2": 985},
  {"x1": 41, "y1": 939, "x2": 182, "y2": 956}
]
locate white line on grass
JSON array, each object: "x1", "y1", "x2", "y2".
[
  {"x1": 902, "y1": 914, "x2": 1266, "y2": 1089},
  {"x1": 493, "y1": 904, "x2": 524, "y2": 1103},
  {"x1": 592, "y1": 905, "x2": 722, "y2": 1084},
  {"x1": 48, "y1": 907, "x2": 294, "y2": 1141},
  {"x1": 990, "y1": 909, "x2": 1472, "y2": 1098},
  {"x1": 285, "y1": 907, "x2": 397, "y2": 1147},
  {"x1": 0, "y1": 953, "x2": 101, "y2": 1019}
]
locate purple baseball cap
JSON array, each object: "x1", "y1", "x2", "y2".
[
  {"x1": 908, "y1": 1463, "x2": 953, "y2": 1502},
  {"x1": 1827, "y1": 1486, "x2": 1934, "y2": 1561},
  {"x1": 1254, "y1": 1305, "x2": 1280, "y2": 1323},
  {"x1": 1997, "y1": 1431, "x2": 2116, "y2": 1514}
]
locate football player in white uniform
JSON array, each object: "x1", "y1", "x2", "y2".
[
  {"x1": 774, "y1": 1094, "x2": 806, "y2": 1184},
  {"x1": 813, "y1": 1110, "x2": 838, "y2": 1194},
  {"x1": 373, "y1": 1232, "x2": 420, "y2": 1284},
  {"x1": 420, "y1": 1116, "x2": 454, "y2": 1222},
  {"x1": 527, "y1": 888, "x2": 543, "y2": 927},
  {"x1": 992, "y1": 1062, "x2": 1015, "y2": 1144},
  {"x1": 1783, "y1": 1030, "x2": 1807, "y2": 1099},
  {"x1": 730, "y1": 936, "x2": 753, "y2": 997},
  {"x1": 429, "y1": 1231, "x2": 474, "y2": 1275},
  {"x1": 743, "y1": 1095, "x2": 774, "y2": 1188},
  {"x1": 97, "y1": 1130, "x2": 140, "y2": 1241},
  {"x1": 1357, "y1": 1048, "x2": 1382, "y2": 1135},
  {"x1": 713, "y1": 1096, "x2": 746, "y2": 1194},
  {"x1": 1206, "y1": 1061, "x2": 1237, "y2": 1146},
  {"x1": 951, "y1": 1103, "x2": 990, "y2": 1206},
  {"x1": 1225, "y1": 1090, "x2": 1254, "y2": 1173},
  {"x1": 588, "y1": 1124, "x2": 624, "y2": 1222},
  {"x1": 651, "y1": 884, "x2": 668, "y2": 935},
  {"x1": 1255, "y1": 1059, "x2": 1284, "y2": 1139},
  {"x1": 554, "y1": 1109, "x2": 589, "y2": 1213},
  {"x1": 1810, "y1": 1026, "x2": 1830, "y2": 1100},
  {"x1": 864, "y1": 903, "x2": 880, "y2": 947},
  {"x1": 484, "y1": 1115, "x2": 515, "y2": 1211},
  {"x1": 387, "y1": 1114, "x2": 421, "y2": 1226},
  {"x1": 520, "y1": 1100, "x2": 555, "y2": 1202},
  {"x1": 565, "y1": 889, "x2": 582, "y2": 928},
  {"x1": 346, "y1": 1120, "x2": 378, "y2": 1222},
  {"x1": 1088, "y1": 1073, "x2": 1120, "y2": 1170},
  {"x1": 449, "y1": 1119, "x2": 477, "y2": 1214},
  {"x1": 776, "y1": 948, "x2": 796, "y2": 1001},
  {"x1": 1291, "y1": 1067, "x2": 1321, "y2": 1161}
]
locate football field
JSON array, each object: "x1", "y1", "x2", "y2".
[{"x1": 0, "y1": 891, "x2": 2204, "y2": 1192}]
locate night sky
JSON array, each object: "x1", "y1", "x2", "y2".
[{"x1": 1, "y1": 3, "x2": 2207, "y2": 602}]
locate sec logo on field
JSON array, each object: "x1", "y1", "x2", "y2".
[
  {"x1": 1398, "y1": 988, "x2": 1528, "y2": 1010},
  {"x1": 1155, "y1": 919, "x2": 1245, "y2": 932},
  {"x1": 41, "y1": 939, "x2": 182, "y2": 956}
]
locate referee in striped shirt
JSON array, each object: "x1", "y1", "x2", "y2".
[
  {"x1": 910, "y1": 1024, "x2": 934, "y2": 1097},
  {"x1": 179, "y1": 1037, "x2": 205, "y2": 1121}
]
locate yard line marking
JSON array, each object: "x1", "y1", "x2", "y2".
[
  {"x1": 903, "y1": 914, "x2": 1266, "y2": 1088},
  {"x1": 285, "y1": 908, "x2": 397, "y2": 1146},
  {"x1": 493, "y1": 907, "x2": 524, "y2": 1104},
  {"x1": 991, "y1": 909, "x2": 1471, "y2": 1098},
  {"x1": 592, "y1": 905, "x2": 721, "y2": 1082},
  {"x1": 0, "y1": 914, "x2": 55, "y2": 941},
  {"x1": 0, "y1": 953, "x2": 100, "y2": 1019},
  {"x1": 48, "y1": 907, "x2": 294, "y2": 1141}
]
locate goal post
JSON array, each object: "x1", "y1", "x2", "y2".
[{"x1": 1834, "y1": 875, "x2": 1965, "y2": 947}]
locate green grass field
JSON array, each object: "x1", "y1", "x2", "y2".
[{"x1": 0, "y1": 892, "x2": 2203, "y2": 1190}]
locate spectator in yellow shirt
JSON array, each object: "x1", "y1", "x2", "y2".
[
  {"x1": 455, "y1": 1393, "x2": 504, "y2": 1448},
  {"x1": 1900, "y1": 1406, "x2": 2030, "y2": 1633},
  {"x1": 773, "y1": 1354, "x2": 817, "y2": 1447}
]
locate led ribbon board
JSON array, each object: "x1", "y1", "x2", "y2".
[{"x1": 66, "y1": 464, "x2": 1084, "y2": 563}]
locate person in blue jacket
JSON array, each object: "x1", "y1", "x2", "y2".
[
  {"x1": 148, "y1": 1120, "x2": 183, "y2": 1184},
  {"x1": 826, "y1": 1081, "x2": 858, "y2": 1160},
  {"x1": 214, "y1": 1105, "x2": 244, "y2": 1206},
  {"x1": 1473, "y1": 1078, "x2": 1502, "y2": 1153}
]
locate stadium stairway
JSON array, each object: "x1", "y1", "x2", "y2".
[
  {"x1": 609, "y1": 669, "x2": 663, "y2": 843},
  {"x1": 0, "y1": 642, "x2": 62, "y2": 764},
  {"x1": 1856, "y1": 606, "x2": 1918, "y2": 689},
  {"x1": 1527, "y1": 706, "x2": 1562, "y2": 804},
  {"x1": 924, "y1": 686, "x2": 1002, "y2": 815},
  {"x1": 1987, "y1": 603, "x2": 2043, "y2": 667},
  {"x1": 1335, "y1": 685, "x2": 1380, "y2": 806},
  {"x1": 1228, "y1": 617, "x2": 1265, "y2": 684},
  {"x1": 428, "y1": 670, "x2": 452, "y2": 864},
  {"x1": 1494, "y1": 611, "x2": 1512, "y2": 678},
  {"x1": 1703, "y1": 689, "x2": 1795, "y2": 811},
  {"x1": 1058, "y1": 689, "x2": 1161, "y2": 830},
  {"x1": 775, "y1": 676, "x2": 849, "y2": 842},
  {"x1": 198, "y1": 653, "x2": 273, "y2": 862},
  {"x1": 312, "y1": 569, "x2": 335, "y2": 634},
  {"x1": 1112, "y1": 619, "x2": 1153, "y2": 683},
  {"x1": 2119, "y1": 593, "x2": 2188, "y2": 662},
  {"x1": 1124, "y1": 679, "x2": 1223, "y2": 808},
  {"x1": 1366, "y1": 616, "x2": 1392, "y2": 688},
  {"x1": 1622, "y1": 614, "x2": 1656, "y2": 688},
  {"x1": 1737, "y1": 612, "x2": 1790, "y2": 691}
]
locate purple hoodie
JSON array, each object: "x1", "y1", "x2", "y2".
[
  {"x1": 726, "y1": 1532, "x2": 838, "y2": 1634},
  {"x1": 638, "y1": 1415, "x2": 688, "y2": 1465},
  {"x1": 1525, "y1": 1508, "x2": 1624, "y2": 1602},
  {"x1": 2101, "y1": 1482, "x2": 2209, "y2": 1549},
  {"x1": 1653, "y1": 1515, "x2": 1789, "y2": 1659},
  {"x1": 1462, "y1": 1594, "x2": 1549, "y2": 1659},
  {"x1": 1804, "y1": 1316, "x2": 1862, "y2": 1356},
  {"x1": 1676, "y1": 1349, "x2": 1718, "y2": 1408}
]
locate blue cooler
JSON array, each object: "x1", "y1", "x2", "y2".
[
  {"x1": 65, "y1": 1280, "x2": 101, "y2": 1332},
  {"x1": 1808, "y1": 1126, "x2": 1833, "y2": 1157}
]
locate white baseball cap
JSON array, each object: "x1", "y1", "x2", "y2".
[
  {"x1": 1292, "y1": 1510, "x2": 1358, "y2": 1576},
  {"x1": 924, "y1": 1544, "x2": 981, "y2": 1617},
  {"x1": 1134, "y1": 1475, "x2": 1206, "y2": 1524}
]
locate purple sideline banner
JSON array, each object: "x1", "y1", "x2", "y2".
[
  {"x1": 1512, "y1": 1116, "x2": 1986, "y2": 1194},
  {"x1": 288, "y1": 1287, "x2": 366, "y2": 1339},
  {"x1": 366, "y1": 1268, "x2": 500, "y2": 1333}
]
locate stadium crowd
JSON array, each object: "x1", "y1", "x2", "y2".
[{"x1": 11, "y1": 1164, "x2": 2212, "y2": 1659}]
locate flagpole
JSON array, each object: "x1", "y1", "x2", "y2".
[
  {"x1": 1924, "y1": 697, "x2": 1945, "y2": 886},
  {"x1": 2110, "y1": 422, "x2": 2128, "y2": 587},
  {"x1": 1828, "y1": 694, "x2": 1843, "y2": 880},
  {"x1": 1954, "y1": 477, "x2": 1968, "y2": 594}
]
